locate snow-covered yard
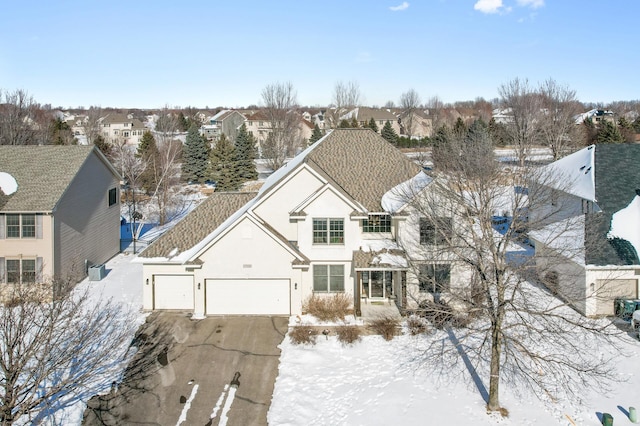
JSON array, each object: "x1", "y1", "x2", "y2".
[{"x1": 269, "y1": 316, "x2": 640, "y2": 426}]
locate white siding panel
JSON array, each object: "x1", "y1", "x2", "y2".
[
  {"x1": 154, "y1": 275, "x2": 194, "y2": 310},
  {"x1": 206, "y1": 279, "x2": 290, "y2": 315}
]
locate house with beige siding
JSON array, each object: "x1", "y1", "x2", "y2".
[
  {"x1": 530, "y1": 144, "x2": 640, "y2": 317},
  {"x1": 99, "y1": 113, "x2": 146, "y2": 146},
  {"x1": 139, "y1": 129, "x2": 468, "y2": 316},
  {"x1": 0, "y1": 146, "x2": 121, "y2": 293}
]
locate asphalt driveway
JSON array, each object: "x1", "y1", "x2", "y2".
[{"x1": 83, "y1": 313, "x2": 289, "y2": 426}]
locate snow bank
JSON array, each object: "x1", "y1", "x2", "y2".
[{"x1": 608, "y1": 195, "x2": 640, "y2": 259}]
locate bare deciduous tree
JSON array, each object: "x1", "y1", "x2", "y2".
[
  {"x1": 395, "y1": 124, "x2": 620, "y2": 414},
  {"x1": 538, "y1": 78, "x2": 584, "y2": 160},
  {"x1": 400, "y1": 89, "x2": 421, "y2": 139},
  {"x1": 328, "y1": 80, "x2": 362, "y2": 129},
  {"x1": 0, "y1": 283, "x2": 137, "y2": 425},
  {"x1": 426, "y1": 95, "x2": 445, "y2": 132},
  {"x1": 498, "y1": 78, "x2": 543, "y2": 166},
  {"x1": 84, "y1": 106, "x2": 104, "y2": 146},
  {"x1": 261, "y1": 82, "x2": 302, "y2": 170},
  {"x1": 0, "y1": 89, "x2": 39, "y2": 145}
]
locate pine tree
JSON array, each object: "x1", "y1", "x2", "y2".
[
  {"x1": 309, "y1": 124, "x2": 324, "y2": 144},
  {"x1": 137, "y1": 131, "x2": 160, "y2": 193},
  {"x1": 182, "y1": 124, "x2": 210, "y2": 183},
  {"x1": 453, "y1": 117, "x2": 467, "y2": 136},
  {"x1": 209, "y1": 134, "x2": 241, "y2": 191},
  {"x1": 178, "y1": 112, "x2": 189, "y2": 132},
  {"x1": 93, "y1": 134, "x2": 112, "y2": 156},
  {"x1": 381, "y1": 120, "x2": 398, "y2": 145},
  {"x1": 366, "y1": 117, "x2": 379, "y2": 133},
  {"x1": 338, "y1": 119, "x2": 351, "y2": 128},
  {"x1": 350, "y1": 116, "x2": 359, "y2": 128},
  {"x1": 596, "y1": 120, "x2": 624, "y2": 144},
  {"x1": 235, "y1": 123, "x2": 258, "y2": 182}
]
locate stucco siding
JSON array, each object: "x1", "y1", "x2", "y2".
[
  {"x1": 54, "y1": 153, "x2": 120, "y2": 281},
  {"x1": 253, "y1": 166, "x2": 325, "y2": 240}
]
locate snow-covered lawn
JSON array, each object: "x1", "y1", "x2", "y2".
[{"x1": 269, "y1": 319, "x2": 640, "y2": 426}]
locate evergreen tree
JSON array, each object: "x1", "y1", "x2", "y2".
[
  {"x1": 137, "y1": 131, "x2": 160, "y2": 193},
  {"x1": 596, "y1": 120, "x2": 624, "y2": 144},
  {"x1": 338, "y1": 119, "x2": 351, "y2": 128},
  {"x1": 381, "y1": 120, "x2": 399, "y2": 145},
  {"x1": 309, "y1": 123, "x2": 324, "y2": 144},
  {"x1": 93, "y1": 134, "x2": 112, "y2": 156},
  {"x1": 209, "y1": 134, "x2": 241, "y2": 191},
  {"x1": 178, "y1": 112, "x2": 189, "y2": 132},
  {"x1": 453, "y1": 117, "x2": 467, "y2": 136},
  {"x1": 488, "y1": 118, "x2": 508, "y2": 147},
  {"x1": 350, "y1": 116, "x2": 359, "y2": 128},
  {"x1": 235, "y1": 123, "x2": 258, "y2": 182},
  {"x1": 366, "y1": 117, "x2": 379, "y2": 133},
  {"x1": 182, "y1": 124, "x2": 210, "y2": 183}
]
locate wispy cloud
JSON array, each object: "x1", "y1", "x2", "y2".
[
  {"x1": 474, "y1": 0, "x2": 506, "y2": 14},
  {"x1": 517, "y1": 0, "x2": 544, "y2": 9},
  {"x1": 389, "y1": 2, "x2": 409, "y2": 12},
  {"x1": 355, "y1": 51, "x2": 373, "y2": 63}
]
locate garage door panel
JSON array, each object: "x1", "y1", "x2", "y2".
[
  {"x1": 154, "y1": 275, "x2": 194, "y2": 310},
  {"x1": 206, "y1": 279, "x2": 290, "y2": 315}
]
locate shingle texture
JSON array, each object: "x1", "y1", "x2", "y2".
[
  {"x1": 141, "y1": 192, "x2": 256, "y2": 258},
  {"x1": 306, "y1": 129, "x2": 423, "y2": 211},
  {"x1": 586, "y1": 144, "x2": 640, "y2": 265},
  {"x1": 0, "y1": 145, "x2": 95, "y2": 212}
]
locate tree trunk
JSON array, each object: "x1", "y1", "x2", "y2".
[{"x1": 487, "y1": 314, "x2": 502, "y2": 411}]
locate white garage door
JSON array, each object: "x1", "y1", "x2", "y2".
[
  {"x1": 206, "y1": 279, "x2": 290, "y2": 315},
  {"x1": 154, "y1": 275, "x2": 194, "y2": 310}
]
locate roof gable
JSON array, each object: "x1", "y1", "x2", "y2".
[{"x1": 0, "y1": 146, "x2": 110, "y2": 212}]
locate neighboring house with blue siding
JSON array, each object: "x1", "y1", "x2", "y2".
[{"x1": 0, "y1": 146, "x2": 121, "y2": 294}]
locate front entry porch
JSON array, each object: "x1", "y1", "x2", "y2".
[{"x1": 353, "y1": 269, "x2": 406, "y2": 317}]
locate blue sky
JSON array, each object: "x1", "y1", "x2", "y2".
[{"x1": 0, "y1": 0, "x2": 637, "y2": 109}]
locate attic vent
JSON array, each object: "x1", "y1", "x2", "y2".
[{"x1": 587, "y1": 146, "x2": 594, "y2": 150}]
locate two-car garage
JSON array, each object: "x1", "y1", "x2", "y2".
[
  {"x1": 205, "y1": 279, "x2": 290, "y2": 315},
  {"x1": 151, "y1": 275, "x2": 290, "y2": 315}
]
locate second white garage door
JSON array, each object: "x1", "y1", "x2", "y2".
[
  {"x1": 154, "y1": 275, "x2": 194, "y2": 310},
  {"x1": 205, "y1": 279, "x2": 290, "y2": 315}
]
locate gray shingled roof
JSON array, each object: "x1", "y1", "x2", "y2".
[
  {"x1": 0, "y1": 145, "x2": 97, "y2": 212},
  {"x1": 306, "y1": 129, "x2": 423, "y2": 211},
  {"x1": 586, "y1": 144, "x2": 640, "y2": 265},
  {"x1": 140, "y1": 192, "x2": 256, "y2": 258}
]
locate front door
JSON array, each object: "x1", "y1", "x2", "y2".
[{"x1": 370, "y1": 271, "x2": 384, "y2": 298}]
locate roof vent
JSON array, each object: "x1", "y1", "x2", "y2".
[
  {"x1": 579, "y1": 165, "x2": 586, "y2": 171},
  {"x1": 584, "y1": 167, "x2": 591, "y2": 174}
]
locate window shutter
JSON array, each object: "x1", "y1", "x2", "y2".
[
  {"x1": 35, "y1": 215, "x2": 43, "y2": 239},
  {"x1": 0, "y1": 215, "x2": 4, "y2": 239},
  {"x1": 0, "y1": 258, "x2": 4, "y2": 283},
  {"x1": 36, "y1": 257, "x2": 43, "y2": 283}
]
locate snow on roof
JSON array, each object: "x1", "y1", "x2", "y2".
[
  {"x1": 608, "y1": 194, "x2": 640, "y2": 261},
  {"x1": 529, "y1": 215, "x2": 586, "y2": 265},
  {"x1": 356, "y1": 239, "x2": 407, "y2": 268},
  {"x1": 381, "y1": 171, "x2": 432, "y2": 213},
  {"x1": 542, "y1": 145, "x2": 596, "y2": 202},
  {"x1": 0, "y1": 171, "x2": 18, "y2": 195}
]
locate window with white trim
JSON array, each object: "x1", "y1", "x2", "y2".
[
  {"x1": 313, "y1": 264, "x2": 345, "y2": 292},
  {"x1": 418, "y1": 264, "x2": 450, "y2": 294},
  {"x1": 3, "y1": 258, "x2": 38, "y2": 284},
  {"x1": 313, "y1": 218, "x2": 344, "y2": 244},
  {"x1": 362, "y1": 214, "x2": 391, "y2": 233},
  {"x1": 419, "y1": 217, "x2": 452, "y2": 246},
  {"x1": 5, "y1": 214, "x2": 37, "y2": 239}
]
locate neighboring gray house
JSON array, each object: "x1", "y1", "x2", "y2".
[
  {"x1": 202, "y1": 110, "x2": 246, "y2": 142},
  {"x1": 0, "y1": 146, "x2": 121, "y2": 292},
  {"x1": 530, "y1": 144, "x2": 640, "y2": 316}
]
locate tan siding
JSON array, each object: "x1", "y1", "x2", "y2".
[{"x1": 54, "y1": 153, "x2": 120, "y2": 281}]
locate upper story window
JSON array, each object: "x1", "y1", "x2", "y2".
[
  {"x1": 313, "y1": 218, "x2": 344, "y2": 244},
  {"x1": 362, "y1": 214, "x2": 391, "y2": 233},
  {"x1": 108, "y1": 188, "x2": 118, "y2": 207},
  {"x1": 419, "y1": 217, "x2": 452, "y2": 246},
  {"x1": 5, "y1": 214, "x2": 37, "y2": 239}
]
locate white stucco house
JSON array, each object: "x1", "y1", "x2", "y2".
[
  {"x1": 138, "y1": 129, "x2": 468, "y2": 316},
  {"x1": 530, "y1": 144, "x2": 640, "y2": 317}
]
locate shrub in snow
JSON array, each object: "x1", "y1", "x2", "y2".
[
  {"x1": 368, "y1": 315, "x2": 400, "y2": 341},
  {"x1": 303, "y1": 294, "x2": 352, "y2": 322},
  {"x1": 406, "y1": 315, "x2": 430, "y2": 335},
  {"x1": 289, "y1": 324, "x2": 318, "y2": 345},
  {"x1": 336, "y1": 324, "x2": 362, "y2": 345}
]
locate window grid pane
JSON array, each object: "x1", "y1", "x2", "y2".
[
  {"x1": 313, "y1": 219, "x2": 327, "y2": 244},
  {"x1": 363, "y1": 214, "x2": 391, "y2": 233},
  {"x1": 21, "y1": 214, "x2": 35, "y2": 238},
  {"x1": 21, "y1": 259, "x2": 36, "y2": 283},
  {"x1": 6, "y1": 215, "x2": 20, "y2": 238},
  {"x1": 6, "y1": 260, "x2": 19, "y2": 283},
  {"x1": 329, "y1": 265, "x2": 345, "y2": 292},
  {"x1": 313, "y1": 265, "x2": 328, "y2": 291},
  {"x1": 329, "y1": 219, "x2": 344, "y2": 244}
]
